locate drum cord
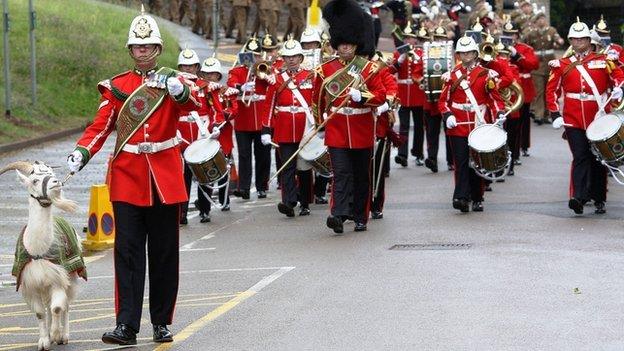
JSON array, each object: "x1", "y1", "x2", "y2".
[
  {"x1": 195, "y1": 164, "x2": 231, "y2": 210},
  {"x1": 469, "y1": 151, "x2": 512, "y2": 181}
]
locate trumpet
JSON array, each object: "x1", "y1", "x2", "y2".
[
  {"x1": 241, "y1": 54, "x2": 273, "y2": 106},
  {"x1": 479, "y1": 42, "x2": 497, "y2": 62}
]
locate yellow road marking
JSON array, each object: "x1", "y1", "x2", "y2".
[
  {"x1": 154, "y1": 291, "x2": 255, "y2": 351},
  {"x1": 69, "y1": 313, "x2": 116, "y2": 324}
]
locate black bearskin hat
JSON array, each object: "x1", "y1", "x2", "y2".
[{"x1": 322, "y1": 0, "x2": 376, "y2": 58}]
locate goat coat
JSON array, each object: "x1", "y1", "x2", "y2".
[{"x1": 12, "y1": 217, "x2": 87, "y2": 291}]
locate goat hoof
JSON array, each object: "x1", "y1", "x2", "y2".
[
  {"x1": 50, "y1": 329, "x2": 62, "y2": 344},
  {"x1": 38, "y1": 336, "x2": 50, "y2": 350},
  {"x1": 59, "y1": 334, "x2": 69, "y2": 345}
]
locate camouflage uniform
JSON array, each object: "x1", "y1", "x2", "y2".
[{"x1": 233, "y1": 0, "x2": 253, "y2": 44}]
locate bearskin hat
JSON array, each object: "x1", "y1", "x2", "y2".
[{"x1": 322, "y1": 0, "x2": 376, "y2": 58}]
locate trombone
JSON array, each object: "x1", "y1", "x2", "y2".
[{"x1": 241, "y1": 53, "x2": 273, "y2": 106}]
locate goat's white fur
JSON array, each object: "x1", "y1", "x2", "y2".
[{"x1": 7, "y1": 163, "x2": 82, "y2": 350}]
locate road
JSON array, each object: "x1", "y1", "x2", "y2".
[{"x1": 1, "y1": 122, "x2": 624, "y2": 350}]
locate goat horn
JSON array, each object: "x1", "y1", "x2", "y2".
[{"x1": 0, "y1": 161, "x2": 34, "y2": 176}]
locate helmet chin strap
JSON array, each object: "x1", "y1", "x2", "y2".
[{"x1": 129, "y1": 45, "x2": 162, "y2": 65}]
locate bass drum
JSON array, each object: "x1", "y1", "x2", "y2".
[
  {"x1": 586, "y1": 111, "x2": 624, "y2": 166},
  {"x1": 423, "y1": 41, "x2": 453, "y2": 102},
  {"x1": 183, "y1": 138, "x2": 228, "y2": 184},
  {"x1": 298, "y1": 133, "x2": 332, "y2": 177},
  {"x1": 468, "y1": 124, "x2": 510, "y2": 180}
]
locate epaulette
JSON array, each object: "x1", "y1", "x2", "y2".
[
  {"x1": 314, "y1": 65, "x2": 325, "y2": 79},
  {"x1": 98, "y1": 71, "x2": 131, "y2": 101}
]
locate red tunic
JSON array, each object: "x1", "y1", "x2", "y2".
[
  {"x1": 604, "y1": 43, "x2": 624, "y2": 67},
  {"x1": 510, "y1": 43, "x2": 539, "y2": 103},
  {"x1": 217, "y1": 88, "x2": 238, "y2": 155},
  {"x1": 75, "y1": 69, "x2": 197, "y2": 206},
  {"x1": 227, "y1": 65, "x2": 271, "y2": 132},
  {"x1": 482, "y1": 57, "x2": 514, "y2": 89},
  {"x1": 264, "y1": 69, "x2": 314, "y2": 143},
  {"x1": 503, "y1": 60, "x2": 521, "y2": 120},
  {"x1": 438, "y1": 64, "x2": 505, "y2": 137},
  {"x1": 376, "y1": 66, "x2": 398, "y2": 138},
  {"x1": 313, "y1": 57, "x2": 386, "y2": 148},
  {"x1": 546, "y1": 52, "x2": 624, "y2": 130},
  {"x1": 390, "y1": 48, "x2": 425, "y2": 107}
]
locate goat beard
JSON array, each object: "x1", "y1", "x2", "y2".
[{"x1": 50, "y1": 191, "x2": 78, "y2": 213}]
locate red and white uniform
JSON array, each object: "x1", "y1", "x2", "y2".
[
  {"x1": 511, "y1": 43, "x2": 540, "y2": 103},
  {"x1": 504, "y1": 60, "x2": 522, "y2": 120},
  {"x1": 390, "y1": 48, "x2": 425, "y2": 107},
  {"x1": 75, "y1": 69, "x2": 196, "y2": 206},
  {"x1": 546, "y1": 52, "x2": 624, "y2": 129},
  {"x1": 313, "y1": 58, "x2": 387, "y2": 148},
  {"x1": 218, "y1": 88, "x2": 238, "y2": 155},
  {"x1": 264, "y1": 69, "x2": 314, "y2": 143},
  {"x1": 438, "y1": 64, "x2": 505, "y2": 137},
  {"x1": 227, "y1": 65, "x2": 271, "y2": 131},
  {"x1": 376, "y1": 66, "x2": 398, "y2": 138},
  {"x1": 604, "y1": 43, "x2": 624, "y2": 67},
  {"x1": 482, "y1": 57, "x2": 515, "y2": 89}
]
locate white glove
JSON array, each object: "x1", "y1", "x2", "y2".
[
  {"x1": 441, "y1": 71, "x2": 451, "y2": 82},
  {"x1": 376, "y1": 102, "x2": 390, "y2": 115},
  {"x1": 508, "y1": 46, "x2": 517, "y2": 57},
  {"x1": 446, "y1": 115, "x2": 457, "y2": 129},
  {"x1": 261, "y1": 133, "x2": 272, "y2": 146},
  {"x1": 67, "y1": 150, "x2": 83, "y2": 173},
  {"x1": 241, "y1": 81, "x2": 255, "y2": 92},
  {"x1": 348, "y1": 88, "x2": 362, "y2": 102},
  {"x1": 548, "y1": 59, "x2": 560, "y2": 68},
  {"x1": 224, "y1": 87, "x2": 240, "y2": 96},
  {"x1": 210, "y1": 127, "x2": 221, "y2": 139},
  {"x1": 317, "y1": 130, "x2": 325, "y2": 139},
  {"x1": 166, "y1": 77, "x2": 184, "y2": 96},
  {"x1": 207, "y1": 81, "x2": 221, "y2": 92},
  {"x1": 552, "y1": 116, "x2": 564, "y2": 129},
  {"x1": 397, "y1": 53, "x2": 408, "y2": 64},
  {"x1": 611, "y1": 86, "x2": 623, "y2": 101},
  {"x1": 265, "y1": 74, "x2": 276, "y2": 85}
]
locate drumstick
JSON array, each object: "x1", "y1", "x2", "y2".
[{"x1": 455, "y1": 121, "x2": 475, "y2": 125}]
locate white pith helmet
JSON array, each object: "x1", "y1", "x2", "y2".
[
  {"x1": 178, "y1": 48, "x2": 200, "y2": 66},
  {"x1": 281, "y1": 38, "x2": 303, "y2": 57},
  {"x1": 567, "y1": 17, "x2": 591, "y2": 39},
  {"x1": 455, "y1": 35, "x2": 478, "y2": 53},
  {"x1": 300, "y1": 28, "x2": 321, "y2": 44},
  {"x1": 126, "y1": 5, "x2": 162, "y2": 47},
  {"x1": 200, "y1": 57, "x2": 223, "y2": 75}
]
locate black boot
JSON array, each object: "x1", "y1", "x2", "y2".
[
  {"x1": 594, "y1": 201, "x2": 606, "y2": 214},
  {"x1": 277, "y1": 202, "x2": 295, "y2": 217},
  {"x1": 568, "y1": 198, "x2": 584, "y2": 214},
  {"x1": 326, "y1": 215, "x2": 344, "y2": 234},
  {"x1": 153, "y1": 324, "x2": 173, "y2": 343},
  {"x1": 102, "y1": 324, "x2": 137, "y2": 345}
]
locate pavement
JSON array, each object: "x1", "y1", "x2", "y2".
[{"x1": 1, "y1": 8, "x2": 624, "y2": 351}]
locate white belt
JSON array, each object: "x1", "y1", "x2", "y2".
[
  {"x1": 121, "y1": 137, "x2": 179, "y2": 154},
  {"x1": 179, "y1": 114, "x2": 208, "y2": 122},
  {"x1": 519, "y1": 73, "x2": 532, "y2": 79},
  {"x1": 236, "y1": 94, "x2": 265, "y2": 102},
  {"x1": 536, "y1": 49, "x2": 554, "y2": 56},
  {"x1": 451, "y1": 102, "x2": 486, "y2": 112},
  {"x1": 275, "y1": 105, "x2": 307, "y2": 113},
  {"x1": 330, "y1": 106, "x2": 372, "y2": 115},
  {"x1": 565, "y1": 92, "x2": 607, "y2": 101},
  {"x1": 397, "y1": 79, "x2": 414, "y2": 84}
]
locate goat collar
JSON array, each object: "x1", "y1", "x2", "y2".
[{"x1": 30, "y1": 175, "x2": 53, "y2": 208}]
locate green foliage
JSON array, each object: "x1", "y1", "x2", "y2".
[{"x1": 0, "y1": 0, "x2": 179, "y2": 144}]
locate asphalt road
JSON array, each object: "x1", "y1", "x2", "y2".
[{"x1": 1, "y1": 122, "x2": 624, "y2": 350}]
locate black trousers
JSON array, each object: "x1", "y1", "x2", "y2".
[
  {"x1": 329, "y1": 147, "x2": 372, "y2": 223},
  {"x1": 297, "y1": 169, "x2": 313, "y2": 208},
  {"x1": 425, "y1": 112, "x2": 442, "y2": 161},
  {"x1": 314, "y1": 173, "x2": 329, "y2": 197},
  {"x1": 520, "y1": 103, "x2": 531, "y2": 151},
  {"x1": 112, "y1": 197, "x2": 180, "y2": 332},
  {"x1": 235, "y1": 131, "x2": 271, "y2": 192},
  {"x1": 278, "y1": 143, "x2": 299, "y2": 206},
  {"x1": 449, "y1": 136, "x2": 484, "y2": 202},
  {"x1": 505, "y1": 117, "x2": 522, "y2": 171},
  {"x1": 183, "y1": 161, "x2": 230, "y2": 216},
  {"x1": 565, "y1": 128, "x2": 607, "y2": 202},
  {"x1": 371, "y1": 138, "x2": 389, "y2": 212},
  {"x1": 398, "y1": 106, "x2": 424, "y2": 159}
]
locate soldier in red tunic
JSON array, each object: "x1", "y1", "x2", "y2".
[
  {"x1": 66, "y1": 7, "x2": 195, "y2": 345},
  {"x1": 546, "y1": 19, "x2": 624, "y2": 215},
  {"x1": 315, "y1": 0, "x2": 386, "y2": 233},
  {"x1": 262, "y1": 38, "x2": 315, "y2": 217},
  {"x1": 438, "y1": 35, "x2": 506, "y2": 213},
  {"x1": 176, "y1": 48, "x2": 224, "y2": 224},
  {"x1": 198, "y1": 57, "x2": 238, "y2": 212},
  {"x1": 227, "y1": 35, "x2": 275, "y2": 200},
  {"x1": 595, "y1": 16, "x2": 624, "y2": 67}
]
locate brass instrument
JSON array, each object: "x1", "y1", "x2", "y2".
[
  {"x1": 479, "y1": 41, "x2": 497, "y2": 62},
  {"x1": 500, "y1": 81, "x2": 524, "y2": 114},
  {"x1": 241, "y1": 53, "x2": 273, "y2": 106}
]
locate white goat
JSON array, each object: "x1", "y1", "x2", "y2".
[{"x1": 0, "y1": 161, "x2": 87, "y2": 351}]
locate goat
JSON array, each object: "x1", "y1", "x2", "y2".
[{"x1": 0, "y1": 161, "x2": 87, "y2": 351}]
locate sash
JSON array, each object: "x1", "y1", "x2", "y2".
[
  {"x1": 570, "y1": 56, "x2": 608, "y2": 113},
  {"x1": 114, "y1": 67, "x2": 176, "y2": 158},
  {"x1": 455, "y1": 69, "x2": 486, "y2": 124},
  {"x1": 281, "y1": 72, "x2": 315, "y2": 129},
  {"x1": 321, "y1": 56, "x2": 370, "y2": 100}
]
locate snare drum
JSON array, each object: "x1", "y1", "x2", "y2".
[
  {"x1": 586, "y1": 112, "x2": 624, "y2": 165},
  {"x1": 183, "y1": 138, "x2": 229, "y2": 184},
  {"x1": 299, "y1": 134, "x2": 332, "y2": 176},
  {"x1": 423, "y1": 41, "x2": 453, "y2": 102},
  {"x1": 468, "y1": 124, "x2": 509, "y2": 174}
]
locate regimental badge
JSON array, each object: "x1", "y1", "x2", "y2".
[
  {"x1": 284, "y1": 40, "x2": 296, "y2": 50},
  {"x1": 597, "y1": 16, "x2": 608, "y2": 31},
  {"x1": 133, "y1": 18, "x2": 152, "y2": 39},
  {"x1": 404, "y1": 22, "x2": 413, "y2": 34},
  {"x1": 459, "y1": 36, "x2": 471, "y2": 46},
  {"x1": 504, "y1": 22, "x2": 513, "y2": 31},
  {"x1": 129, "y1": 95, "x2": 149, "y2": 116},
  {"x1": 263, "y1": 35, "x2": 273, "y2": 47},
  {"x1": 328, "y1": 81, "x2": 341, "y2": 95},
  {"x1": 248, "y1": 39, "x2": 259, "y2": 51},
  {"x1": 182, "y1": 49, "x2": 194, "y2": 59},
  {"x1": 435, "y1": 27, "x2": 445, "y2": 36}
]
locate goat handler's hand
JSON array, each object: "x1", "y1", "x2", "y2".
[{"x1": 67, "y1": 150, "x2": 83, "y2": 173}]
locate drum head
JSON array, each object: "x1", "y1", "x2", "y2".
[
  {"x1": 586, "y1": 113, "x2": 622, "y2": 141},
  {"x1": 468, "y1": 124, "x2": 507, "y2": 152},
  {"x1": 299, "y1": 134, "x2": 326, "y2": 161},
  {"x1": 184, "y1": 138, "x2": 221, "y2": 163}
]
